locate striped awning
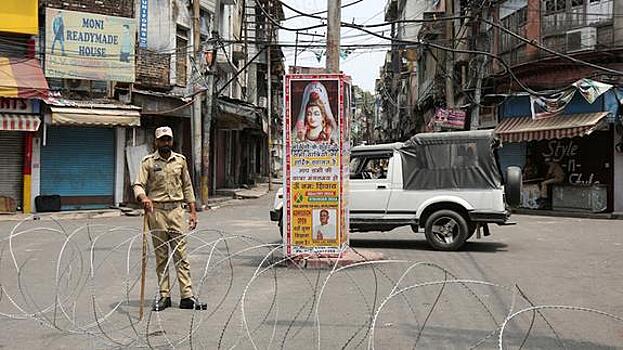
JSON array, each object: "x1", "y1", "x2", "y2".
[
  {"x1": 0, "y1": 58, "x2": 49, "y2": 99},
  {"x1": 0, "y1": 114, "x2": 41, "y2": 131},
  {"x1": 495, "y1": 112, "x2": 609, "y2": 143},
  {"x1": 49, "y1": 107, "x2": 141, "y2": 127}
]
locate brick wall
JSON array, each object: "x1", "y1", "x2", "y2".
[
  {"x1": 135, "y1": 48, "x2": 171, "y2": 90},
  {"x1": 42, "y1": 0, "x2": 134, "y2": 18}
]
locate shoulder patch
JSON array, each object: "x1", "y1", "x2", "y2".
[
  {"x1": 141, "y1": 153, "x2": 155, "y2": 162},
  {"x1": 174, "y1": 152, "x2": 186, "y2": 160}
]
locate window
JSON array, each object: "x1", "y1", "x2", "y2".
[
  {"x1": 200, "y1": 9, "x2": 211, "y2": 37},
  {"x1": 350, "y1": 156, "x2": 391, "y2": 180},
  {"x1": 176, "y1": 26, "x2": 188, "y2": 86},
  {"x1": 544, "y1": 0, "x2": 556, "y2": 14},
  {"x1": 420, "y1": 143, "x2": 479, "y2": 169}
]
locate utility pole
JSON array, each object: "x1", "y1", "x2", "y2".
[
  {"x1": 266, "y1": 3, "x2": 272, "y2": 191},
  {"x1": 192, "y1": 0, "x2": 203, "y2": 207},
  {"x1": 445, "y1": 0, "x2": 455, "y2": 108},
  {"x1": 470, "y1": 7, "x2": 489, "y2": 130},
  {"x1": 326, "y1": 0, "x2": 341, "y2": 73},
  {"x1": 201, "y1": 0, "x2": 222, "y2": 207}
]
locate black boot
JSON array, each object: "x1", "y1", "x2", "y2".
[
  {"x1": 179, "y1": 296, "x2": 207, "y2": 310},
  {"x1": 152, "y1": 296, "x2": 171, "y2": 311}
]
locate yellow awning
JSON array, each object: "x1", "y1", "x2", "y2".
[{"x1": 50, "y1": 107, "x2": 141, "y2": 127}]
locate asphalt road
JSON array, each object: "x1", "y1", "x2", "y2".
[{"x1": 0, "y1": 193, "x2": 622, "y2": 349}]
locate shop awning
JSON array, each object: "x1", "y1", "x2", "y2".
[
  {"x1": 495, "y1": 112, "x2": 609, "y2": 143},
  {"x1": 0, "y1": 58, "x2": 49, "y2": 99},
  {"x1": 0, "y1": 114, "x2": 41, "y2": 131},
  {"x1": 216, "y1": 97, "x2": 261, "y2": 129},
  {"x1": 49, "y1": 107, "x2": 141, "y2": 127}
]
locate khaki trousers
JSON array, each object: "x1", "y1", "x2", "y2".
[{"x1": 147, "y1": 206, "x2": 193, "y2": 299}]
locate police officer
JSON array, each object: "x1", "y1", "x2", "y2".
[{"x1": 133, "y1": 126, "x2": 207, "y2": 311}]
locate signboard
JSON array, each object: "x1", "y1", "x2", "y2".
[
  {"x1": 139, "y1": 0, "x2": 149, "y2": 48},
  {"x1": 0, "y1": 98, "x2": 39, "y2": 114},
  {"x1": 45, "y1": 8, "x2": 136, "y2": 82},
  {"x1": 432, "y1": 108, "x2": 466, "y2": 130},
  {"x1": 284, "y1": 74, "x2": 351, "y2": 256}
]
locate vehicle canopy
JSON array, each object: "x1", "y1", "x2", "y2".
[{"x1": 398, "y1": 130, "x2": 503, "y2": 190}]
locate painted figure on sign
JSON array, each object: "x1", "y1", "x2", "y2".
[
  {"x1": 51, "y1": 12, "x2": 66, "y2": 56},
  {"x1": 295, "y1": 81, "x2": 338, "y2": 143},
  {"x1": 120, "y1": 24, "x2": 133, "y2": 62}
]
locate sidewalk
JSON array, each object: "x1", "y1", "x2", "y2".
[
  {"x1": 0, "y1": 208, "x2": 122, "y2": 222},
  {"x1": 210, "y1": 182, "x2": 272, "y2": 208},
  {"x1": 512, "y1": 208, "x2": 623, "y2": 220},
  {"x1": 0, "y1": 182, "x2": 274, "y2": 222}
]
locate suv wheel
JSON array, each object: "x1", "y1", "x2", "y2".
[{"x1": 424, "y1": 210, "x2": 468, "y2": 251}]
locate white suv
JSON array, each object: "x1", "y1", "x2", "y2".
[{"x1": 271, "y1": 130, "x2": 521, "y2": 250}]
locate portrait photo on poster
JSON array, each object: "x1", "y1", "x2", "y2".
[
  {"x1": 290, "y1": 80, "x2": 339, "y2": 144},
  {"x1": 312, "y1": 208, "x2": 337, "y2": 241}
]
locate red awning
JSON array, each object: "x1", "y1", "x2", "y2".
[
  {"x1": 0, "y1": 57, "x2": 49, "y2": 99},
  {"x1": 0, "y1": 114, "x2": 41, "y2": 131},
  {"x1": 495, "y1": 112, "x2": 609, "y2": 143}
]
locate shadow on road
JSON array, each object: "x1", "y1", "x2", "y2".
[{"x1": 350, "y1": 237, "x2": 508, "y2": 253}]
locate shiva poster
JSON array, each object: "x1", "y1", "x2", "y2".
[{"x1": 284, "y1": 74, "x2": 351, "y2": 256}]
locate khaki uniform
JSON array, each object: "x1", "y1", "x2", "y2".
[{"x1": 133, "y1": 151, "x2": 196, "y2": 299}]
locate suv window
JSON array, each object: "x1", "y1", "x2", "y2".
[
  {"x1": 423, "y1": 143, "x2": 479, "y2": 169},
  {"x1": 351, "y1": 156, "x2": 391, "y2": 179}
]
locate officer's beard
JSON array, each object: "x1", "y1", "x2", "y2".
[{"x1": 158, "y1": 145, "x2": 171, "y2": 154}]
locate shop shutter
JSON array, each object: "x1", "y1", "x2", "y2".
[
  {"x1": 498, "y1": 142, "x2": 526, "y2": 181},
  {"x1": 40, "y1": 127, "x2": 115, "y2": 210},
  {"x1": 0, "y1": 132, "x2": 24, "y2": 207}
]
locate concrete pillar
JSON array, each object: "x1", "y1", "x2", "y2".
[
  {"x1": 614, "y1": 0, "x2": 623, "y2": 47},
  {"x1": 492, "y1": 6, "x2": 500, "y2": 73},
  {"x1": 525, "y1": 0, "x2": 541, "y2": 60}
]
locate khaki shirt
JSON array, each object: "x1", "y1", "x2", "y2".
[{"x1": 133, "y1": 151, "x2": 196, "y2": 203}]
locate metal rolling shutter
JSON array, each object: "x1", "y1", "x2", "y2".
[
  {"x1": 0, "y1": 132, "x2": 24, "y2": 207},
  {"x1": 40, "y1": 127, "x2": 115, "y2": 210}
]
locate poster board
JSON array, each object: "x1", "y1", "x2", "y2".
[{"x1": 283, "y1": 74, "x2": 351, "y2": 256}]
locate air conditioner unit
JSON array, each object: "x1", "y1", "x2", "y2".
[
  {"x1": 64, "y1": 78, "x2": 91, "y2": 91},
  {"x1": 566, "y1": 27, "x2": 597, "y2": 53}
]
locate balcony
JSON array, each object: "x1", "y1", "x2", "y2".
[{"x1": 542, "y1": 0, "x2": 614, "y2": 35}]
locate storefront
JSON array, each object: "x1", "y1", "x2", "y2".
[
  {"x1": 214, "y1": 97, "x2": 265, "y2": 189},
  {"x1": 0, "y1": 58, "x2": 48, "y2": 213},
  {"x1": 37, "y1": 100, "x2": 140, "y2": 211},
  {"x1": 497, "y1": 112, "x2": 613, "y2": 212}
]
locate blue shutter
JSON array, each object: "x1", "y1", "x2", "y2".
[{"x1": 40, "y1": 127, "x2": 115, "y2": 210}]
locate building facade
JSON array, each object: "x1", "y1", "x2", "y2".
[
  {"x1": 486, "y1": 0, "x2": 623, "y2": 213},
  {"x1": 0, "y1": 0, "x2": 284, "y2": 213}
]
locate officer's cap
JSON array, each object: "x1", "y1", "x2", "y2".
[{"x1": 155, "y1": 126, "x2": 173, "y2": 139}]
